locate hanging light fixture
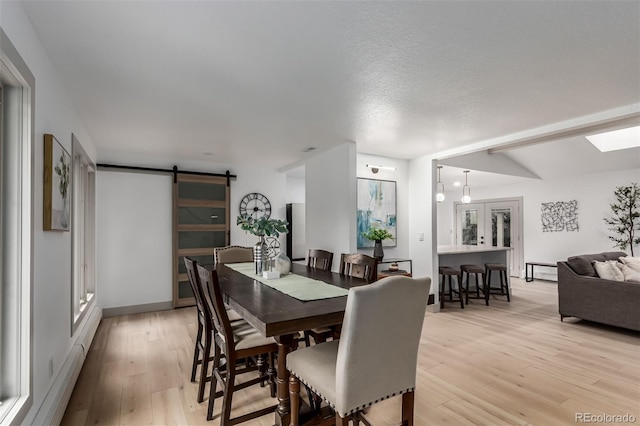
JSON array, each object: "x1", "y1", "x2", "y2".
[
  {"x1": 436, "y1": 166, "x2": 445, "y2": 202},
  {"x1": 461, "y1": 170, "x2": 471, "y2": 204}
]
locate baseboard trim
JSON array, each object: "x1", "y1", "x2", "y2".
[
  {"x1": 31, "y1": 304, "x2": 102, "y2": 426},
  {"x1": 102, "y1": 301, "x2": 173, "y2": 318}
]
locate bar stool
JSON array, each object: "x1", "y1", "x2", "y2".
[
  {"x1": 438, "y1": 266, "x2": 464, "y2": 309},
  {"x1": 484, "y1": 263, "x2": 510, "y2": 302},
  {"x1": 460, "y1": 264, "x2": 487, "y2": 306}
]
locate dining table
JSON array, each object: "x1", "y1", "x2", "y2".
[{"x1": 213, "y1": 262, "x2": 369, "y2": 426}]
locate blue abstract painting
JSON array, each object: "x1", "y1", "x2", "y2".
[{"x1": 357, "y1": 178, "x2": 397, "y2": 248}]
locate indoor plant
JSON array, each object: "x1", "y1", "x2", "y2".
[
  {"x1": 604, "y1": 183, "x2": 639, "y2": 256},
  {"x1": 237, "y1": 216, "x2": 289, "y2": 274},
  {"x1": 361, "y1": 227, "x2": 394, "y2": 260}
]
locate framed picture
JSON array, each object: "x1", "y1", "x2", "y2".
[
  {"x1": 44, "y1": 134, "x2": 71, "y2": 231},
  {"x1": 357, "y1": 178, "x2": 397, "y2": 248}
]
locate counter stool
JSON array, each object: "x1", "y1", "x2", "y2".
[
  {"x1": 484, "y1": 263, "x2": 510, "y2": 302},
  {"x1": 438, "y1": 266, "x2": 464, "y2": 309},
  {"x1": 460, "y1": 264, "x2": 487, "y2": 306}
]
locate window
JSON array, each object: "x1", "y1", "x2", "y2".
[
  {"x1": 71, "y1": 134, "x2": 95, "y2": 334},
  {"x1": 0, "y1": 29, "x2": 34, "y2": 424}
]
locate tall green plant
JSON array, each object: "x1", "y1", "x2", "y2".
[{"x1": 604, "y1": 183, "x2": 640, "y2": 256}]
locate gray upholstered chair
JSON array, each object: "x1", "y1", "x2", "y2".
[
  {"x1": 214, "y1": 245, "x2": 253, "y2": 264},
  {"x1": 287, "y1": 275, "x2": 431, "y2": 425}
]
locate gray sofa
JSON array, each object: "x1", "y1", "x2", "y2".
[{"x1": 557, "y1": 251, "x2": 640, "y2": 331}]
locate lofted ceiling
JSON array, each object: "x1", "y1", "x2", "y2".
[{"x1": 19, "y1": 1, "x2": 640, "y2": 171}]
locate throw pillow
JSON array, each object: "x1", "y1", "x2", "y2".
[
  {"x1": 619, "y1": 256, "x2": 640, "y2": 273},
  {"x1": 619, "y1": 263, "x2": 640, "y2": 283},
  {"x1": 592, "y1": 260, "x2": 624, "y2": 281}
]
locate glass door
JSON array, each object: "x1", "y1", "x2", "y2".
[
  {"x1": 456, "y1": 203, "x2": 486, "y2": 246},
  {"x1": 173, "y1": 174, "x2": 230, "y2": 307},
  {"x1": 455, "y1": 199, "x2": 522, "y2": 276}
]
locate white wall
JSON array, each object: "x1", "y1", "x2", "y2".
[
  {"x1": 1, "y1": 3, "x2": 98, "y2": 423},
  {"x1": 408, "y1": 156, "x2": 437, "y2": 285},
  {"x1": 285, "y1": 176, "x2": 305, "y2": 203},
  {"x1": 356, "y1": 154, "x2": 410, "y2": 261},
  {"x1": 437, "y1": 168, "x2": 640, "y2": 278},
  {"x1": 97, "y1": 171, "x2": 172, "y2": 308},
  {"x1": 305, "y1": 143, "x2": 357, "y2": 271}
]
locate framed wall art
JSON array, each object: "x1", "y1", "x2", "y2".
[
  {"x1": 357, "y1": 178, "x2": 397, "y2": 248},
  {"x1": 44, "y1": 133, "x2": 71, "y2": 231}
]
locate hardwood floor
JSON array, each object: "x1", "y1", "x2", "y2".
[{"x1": 61, "y1": 278, "x2": 639, "y2": 425}]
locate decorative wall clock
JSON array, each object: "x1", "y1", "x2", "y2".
[{"x1": 239, "y1": 192, "x2": 272, "y2": 219}]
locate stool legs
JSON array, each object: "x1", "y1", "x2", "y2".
[
  {"x1": 485, "y1": 267, "x2": 510, "y2": 303},
  {"x1": 439, "y1": 273, "x2": 464, "y2": 309},
  {"x1": 463, "y1": 271, "x2": 487, "y2": 305}
]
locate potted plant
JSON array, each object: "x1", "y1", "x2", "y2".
[
  {"x1": 604, "y1": 183, "x2": 639, "y2": 256},
  {"x1": 361, "y1": 227, "x2": 394, "y2": 261},
  {"x1": 237, "y1": 216, "x2": 289, "y2": 274}
]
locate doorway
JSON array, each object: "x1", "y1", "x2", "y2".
[{"x1": 455, "y1": 198, "x2": 523, "y2": 276}]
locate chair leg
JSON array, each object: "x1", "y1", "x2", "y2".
[
  {"x1": 335, "y1": 413, "x2": 350, "y2": 426},
  {"x1": 503, "y1": 271, "x2": 511, "y2": 302},
  {"x1": 197, "y1": 329, "x2": 211, "y2": 403},
  {"x1": 401, "y1": 391, "x2": 415, "y2": 426},
  {"x1": 448, "y1": 276, "x2": 453, "y2": 300},
  {"x1": 207, "y1": 343, "x2": 222, "y2": 421},
  {"x1": 220, "y1": 362, "x2": 235, "y2": 426},
  {"x1": 289, "y1": 375, "x2": 300, "y2": 426},
  {"x1": 268, "y1": 352, "x2": 277, "y2": 398},
  {"x1": 463, "y1": 272, "x2": 469, "y2": 304},
  {"x1": 191, "y1": 321, "x2": 203, "y2": 382}
]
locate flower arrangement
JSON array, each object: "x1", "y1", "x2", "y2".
[
  {"x1": 361, "y1": 227, "x2": 394, "y2": 242},
  {"x1": 236, "y1": 216, "x2": 289, "y2": 237}
]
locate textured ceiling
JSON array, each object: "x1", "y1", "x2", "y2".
[{"x1": 20, "y1": 1, "x2": 640, "y2": 170}]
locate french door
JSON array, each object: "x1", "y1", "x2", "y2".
[{"x1": 455, "y1": 199, "x2": 522, "y2": 276}]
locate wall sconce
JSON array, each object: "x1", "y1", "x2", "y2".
[
  {"x1": 366, "y1": 164, "x2": 396, "y2": 174},
  {"x1": 461, "y1": 170, "x2": 471, "y2": 204},
  {"x1": 436, "y1": 166, "x2": 445, "y2": 202}
]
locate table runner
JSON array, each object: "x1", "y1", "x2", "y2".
[{"x1": 225, "y1": 262, "x2": 349, "y2": 301}]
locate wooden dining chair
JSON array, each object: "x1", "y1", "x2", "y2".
[
  {"x1": 197, "y1": 265, "x2": 279, "y2": 425},
  {"x1": 288, "y1": 275, "x2": 431, "y2": 426},
  {"x1": 339, "y1": 253, "x2": 378, "y2": 282},
  {"x1": 304, "y1": 249, "x2": 336, "y2": 346},
  {"x1": 184, "y1": 257, "x2": 216, "y2": 404},
  {"x1": 307, "y1": 249, "x2": 334, "y2": 271},
  {"x1": 214, "y1": 245, "x2": 253, "y2": 264}
]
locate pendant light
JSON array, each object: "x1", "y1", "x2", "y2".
[
  {"x1": 461, "y1": 170, "x2": 471, "y2": 204},
  {"x1": 436, "y1": 166, "x2": 445, "y2": 202}
]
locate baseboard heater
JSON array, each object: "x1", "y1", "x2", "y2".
[{"x1": 31, "y1": 304, "x2": 102, "y2": 426}]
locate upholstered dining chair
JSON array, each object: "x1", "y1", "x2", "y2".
[
  {"x1": 197, "y1": 265, "x2": 279, "y2": 425},
  {"x1": 339, "y1": 253, "x2": 378, "y2": 282},
  {"x1": 214, "y1": 245, "x2": 253, "y2": 264},
  {"x1": 287, "y1": 275, "x2": 431, "y2": 425},
  {"x1": 307, "y1": 249, "x2": 334, "y2": 271}
]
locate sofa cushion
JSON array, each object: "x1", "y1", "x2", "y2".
[
  {"x1": 592, "y1": 260, "x2": 624, "y2": 281},
  {"x1": 602, "y1": 251, "x2": 630, "y2": 261},
  {"x1": 619, "y1": 256, "x2": 640, "y2": 273},
  {"x1": 619, "y1": 263, "x2": 640, "y2": 283},
  {"x1": 567, "y1": 254, "x2": 606, "y2": 276}
]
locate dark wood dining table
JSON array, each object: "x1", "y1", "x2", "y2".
[{"x1": 213, "y1": 262, "x2": 369, "y2": 426}]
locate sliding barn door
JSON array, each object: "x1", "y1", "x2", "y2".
[{"x1": 173, "y1": 174, "x2": 230, "y2": 307}]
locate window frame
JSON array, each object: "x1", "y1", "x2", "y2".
[
  {"x1": 0, "y1": 28, "x2": 34, "y2": 425},
  {"x1": 71, "y1": 134, "x2": 96, "y2": 335}
]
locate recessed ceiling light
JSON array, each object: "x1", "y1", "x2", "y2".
[
  {"x1": 586, "y1": 126, "x2": 640, "y2": 152},
  {"x1": 302, "y1": 146, "x2": 317, "y2": 152},
  {"x1": 453, "y1": 181, "x2": 461, "y2": 187}
]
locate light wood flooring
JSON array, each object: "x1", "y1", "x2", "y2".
[{"x1": 62, "y1": 278, "x2": 640, "y2": 425}]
